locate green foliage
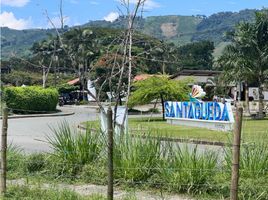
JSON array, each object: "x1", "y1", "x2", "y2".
[
  {"x1": 178, "y1": 40, "x2": 214, "y2": 69},
  {"x1": 128, "y1": 76, "x2": 190, "y2": 107},
  {"x1": 6, "y1": 122, "x2": 268, "y2": 199},
  {"x1": 217, "y1": 10, "x2": 268, "y2": 118},
  {"x1": 26, "y1": 154, "x2": 46, "y2": 173},
  {"x1": 1, "y1": 27, "x2": 56, "y2": 59},
  {"x1": 46, "y1": 121, "x2": 105, "y2": 172},
  {"x1": 57, "y1": 84, "x2": 79, "y2": 94},
  {"x1": 1, "y1": 9, "x2": 258, "y2": 60},
  {"x1": 114, "y1": 134, "x2": 161, "y2": 182},
  {"x1": 4, "y1": 185, "x2": 84, "y2": 200},
  {"x1": 222, "y1": 142, "x2": 268, "y2": 199},
  {"x1": 1, "y1": 70, "x2": 43, "y2": 86},
  {"x1": 192, "y1": 9, "x2": 256, "y2": 44},
  {"x1": 154, "y1": 145, "x2": 218, "y2": 194},
  {"x1": 7, "y1": 145, "x2": 25, "y2": 179},
  {"x1": 4, "y1": 86, "x2": 58, "y2": 113}
]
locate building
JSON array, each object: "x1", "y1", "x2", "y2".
[{"x1": 170, "y1": 69, "x2": 221, "y2": 84}]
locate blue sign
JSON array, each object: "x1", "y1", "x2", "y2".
[{"x1": 165, "y1": 101, "x2": 234, "y2": 122}]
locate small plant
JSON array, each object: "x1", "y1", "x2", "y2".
[
  {"x1": 46, "y1": 121, "x2": 105, "y2": 174},
  {"x1": 7, "y1": 144, "x2": 25, "y2": 178},
  {"x1": 26, "y1": 153, "x2": 46, "y2": 173},
  {"x1": 155, "y1": 145, "x2": 219, "y2": 194},
  {"x1": 4, "y1": 185, "x2": 84, "y2": 200},
  {"x1": 114, "y1": 133, "x2": 161, "y2": 182}
]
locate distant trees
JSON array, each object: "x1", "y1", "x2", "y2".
[
  {"x1": 178, "y1": 40, "x2": 214, "y2": 70},
  {"x1": 217, "y1": 10, "x2": 268, "y2": 119}
]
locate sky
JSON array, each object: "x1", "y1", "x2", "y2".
[{"x1": 0, "y1": 0, "x2": 268, "y2": 30}]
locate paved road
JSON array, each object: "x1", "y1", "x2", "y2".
[
  {"x1": 5, "y1": 106, "x2": 98, "y2": 153},
  {"x1": 1, "y1": 105, "x2": 223, "y2": 154}
]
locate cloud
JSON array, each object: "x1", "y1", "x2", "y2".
[
  {"x1": 104, "y1": 12, "x2": 119, "y2": 22},
  {"x1": 118, "y1": 0, "x2": 160, "y2": 10},
  {"x1": 1, "y1": 0, "x2": 30, "y2": 7},
  {"x1": 190, "y1": 9, "x2": 202, "y2": 13},
  {"x1": 90, "y1": 1, "x2": 99, "y2": 5},
  {"x1": 0, "y1": 11, "x2": 31, "y2": 29},
  {"x1": 47, "y1": 16, "x2": 70, "y2": 28},
  {"x1": 227, "y1": 1, "x2": 237, "y2": 5}
]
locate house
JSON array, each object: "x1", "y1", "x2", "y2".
[{"x1": 170, "y1": 69, "x2": 221, "y2": 85}]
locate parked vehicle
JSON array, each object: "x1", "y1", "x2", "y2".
[
  {"x1": 217, "y1": 95, "x2": 235, "y2": 105},
  {"x1": 58, "y1": 97, "x2": 64, "y2": 106}
]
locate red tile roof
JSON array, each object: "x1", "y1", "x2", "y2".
[{"x1": 67, "y1": 78, "x2": 80, "y2": 85}]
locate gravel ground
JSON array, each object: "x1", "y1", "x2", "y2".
[{"x1": 8, "y1": 179, "x2": 194, "y2": 200}]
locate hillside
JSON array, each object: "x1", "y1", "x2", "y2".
[
  {"x1": 0, "y1": 9, "x2": 258, "y2": 60},
  {"x1": 1, "y1": 27, "x2": 56, "y2": 59}
]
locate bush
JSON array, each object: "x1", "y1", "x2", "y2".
[
  {"x1": 57, "y1": 84, "x2": 79, "y2": 94},
  {"x1": 26, "y1": 153, "x2": 46, "y2": 173},
  {"x1": 4, "y1": 86, "x2": 58, "y2": 113},
  {"x1": 46, "y1": 121, "x2": 105, "y2": 175}
]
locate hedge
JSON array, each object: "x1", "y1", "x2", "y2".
[{"x1": 4, "y1": 86, "x2": 59, "y2": 113}]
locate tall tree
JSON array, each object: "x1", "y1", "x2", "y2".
[{"x1": 217, "y1": 10, "x2": 268, "y2": 118}]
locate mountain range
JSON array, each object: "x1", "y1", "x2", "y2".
[{"x1": 0, "y1": 9, "x2": 258, "y2": 60}]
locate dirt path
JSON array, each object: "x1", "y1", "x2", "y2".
[{"x1": 8, "y1": 179, "x2": 193, "y2": 200}]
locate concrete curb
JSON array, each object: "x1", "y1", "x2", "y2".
[
  {"x1": 78, "y1": 124, "x2": 225, "y2": 147},
  {"x1": 0, "y1": 111, "x2": 75, "y2": 119}
]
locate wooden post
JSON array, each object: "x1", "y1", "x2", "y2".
[
  {"x1": 1, "y1": 107, "x2": 8, "y2": 195},
  {"x1": 107, "y1": 107, "x2": 113, "y2": 200},
  {"x1": 230, "y1": 107, "x2": 243, "y2": 200}
]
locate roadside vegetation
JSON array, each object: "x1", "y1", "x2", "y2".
[
  {"x1": 85, "y1": 116, "x2": 268, "y2": 144},
  {"x1": 3, "y1": 86, "x2": 58, "y2": 113},
  {"x1": 5, "y1": 122, "x2": 268, "y2": 200}
]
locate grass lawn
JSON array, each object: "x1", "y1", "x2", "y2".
[{"x1": 84, "y1": 116, "x2": 268, "y2": 144}]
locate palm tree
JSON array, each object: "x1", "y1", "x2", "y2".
[{"x1": 217, "y1": 10, "x2": 268, "y2": 119}]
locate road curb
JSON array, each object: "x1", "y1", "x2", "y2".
[{"x1": 0, "y1": 111, "x2": 75, "y2": 119}]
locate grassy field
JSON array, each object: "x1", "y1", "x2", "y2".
[{"x1": 84, "y1": 116, "x2": 268, "y2": 144}]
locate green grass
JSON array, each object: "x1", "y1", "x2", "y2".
[
  {"x1": 4, "y1": 185, "x2": 86, "y2": 200},
  {"x1": 84, "y1": 117, "x2": 268, "y2": 144}
]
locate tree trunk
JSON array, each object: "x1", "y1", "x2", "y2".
[
  {"x1": 160, "y1": 94, "x2": 165, "y2": 121},
  {"x1": 258, "y1": 84, "x2": 265, "y2": 119}
]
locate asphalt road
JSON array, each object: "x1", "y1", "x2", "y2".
[
  {"x1": 5, "y1": 106, "x2": 98, "y2": 153},
  {"x1": 1, "y1": 105, "x2": 223, "y2": 154}
]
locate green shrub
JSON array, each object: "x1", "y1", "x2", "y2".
[
  {"x1": 114, "y1": 134, "x2": 161, "y2": 182},
  {"x1": 7, "y1": 145, "x2": 25, "y2": 179},
  {"x1": 26, "y1": 153, "x2": 46, "y2": 173},
  {"x1": 57, "y1": 84, "x2": 79, "y2": 94},
  {"x1": 46, "y1": 121, "x2": 105, "y2": 175},
  {"x1": 4, "y1": 86, "x2": 58, "y2": 113},
  {"x1": 154, "y1": 145, "x2": 219, "y2": 194}
]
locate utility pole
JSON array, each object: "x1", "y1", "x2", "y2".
[{"x1": 230, "y1": 106, "x2": 243, "y2": 200}]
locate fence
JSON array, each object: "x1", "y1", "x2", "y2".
[{"x1": 1, "y1": 105, "x2": 268, "y2": 200}]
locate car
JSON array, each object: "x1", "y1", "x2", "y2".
[{"x1": 219, "y1": 96, "x2": 235, "y2": 105}]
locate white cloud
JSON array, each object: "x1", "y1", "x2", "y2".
[
  {"x1": 104, "y1": 12, "x2": 119, "y2": 22},
  {"x1": 227, "y1": 1, "x2": 237, "y2": 5},
  {"x1": 47, "y1": 16, "x2": 70, "y2": 28},
  {"x1": 1, "y1": 0, "x2": 30, "y2": 7},
  {"x1": 0, "y1": 11, "x2": 31, "y2": 29},
  {"x1": 142, "y1": 0, "x2": 160, "y2": 10},
  {"x1": 190, "y1": 9, "x2": 202, "y2": 13},
  {"x1": 118, "y1": 0, "x2": 160, "y2": 10},
  {"x1": 90, "y1": 1, "x2": 99, "y2": 5}
]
